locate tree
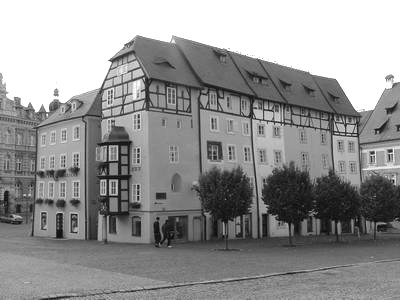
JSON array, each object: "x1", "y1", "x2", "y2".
[
  {"x1": 360, "y1": 175, "x2": 399, "y2": 240},
  {"x1": 314, "y1": 170, "x2": 360, "y2": 242},
  {"x1": 262, "y1": 162, "x2": 313, "y2": 246},
  {"x1": 195, "y1": 166, "x2": 253, "y2": 250}
]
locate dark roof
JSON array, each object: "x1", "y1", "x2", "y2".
[
  {"x1": 37, "y1": 89, "x2": 100, "y2": 128},
  {"x1": 360, "y1": 84, "x2": 400, "y2": 144},
  {"x1": 111, "y1": 36, "x2": 201, "y2": 88},
  {"x1": 312, "y1": 75, "x2": 359, "y2": 117},
  {"x1": 172, "y1": 36, "x2": 254, "y2": 96},
  {"x1": 38, "y1": 105, "x2": 47, "y2": 113},
  {"x1": 358, "y1": 110, "x2": 373, "y2": 133},
  {"x1": 260, "y1": 61, "x2": 334, "y2": 112},
  {"x1": 102, "y1": 126, "x2": 130, "y2": 143}
]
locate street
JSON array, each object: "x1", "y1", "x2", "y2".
[{"x1": 1, "y1": 223, "x2": 400, "y2": 299}]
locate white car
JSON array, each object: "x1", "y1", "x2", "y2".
[{"x1": 0, "y1": 214, "x2": 23, "y2": 224}]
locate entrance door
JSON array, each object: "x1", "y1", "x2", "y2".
[
  {"x1": 56, "y1": 213, "x2": 64, "y2": 238},
  {"x1": 168, "y1": 216, "x2": 188, "y2": 241},
  {"x1": 193, "y1": 216, "x2": 202, "y2": 241},
  {"x1": 320, "y1": 219, "x2": 331, "y2": 235},
  {"x1": 3, "y1": 191, "x2": 9, "y2": 214},
  {"x1": 262, "y1": 214, "x2": 268, "y2": 237}
]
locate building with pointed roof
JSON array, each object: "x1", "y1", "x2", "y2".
[
  {"x1": 0, "y1": 73, "x2": 47, "y2": 220},
  {"x1": 96, "y1": 35, "x2": 361, "y2": 243}
]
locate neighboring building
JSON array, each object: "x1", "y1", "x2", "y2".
[
  {"x1": 0, "y1": 73, "x2": 46, "y2": 221},
  {"x1": 33, "y1": 89, "x2": 101, "y2": 240},
  {"x1": 97, "y1": 35, "x2": 361, "y2": 244}
]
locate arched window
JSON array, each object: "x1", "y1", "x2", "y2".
[{"x1": 171, "y1": 173, "x2": 182, "y2": 192}]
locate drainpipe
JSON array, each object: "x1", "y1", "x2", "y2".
[
  {"x1": 197, "y1": 91, "x2": 206, "y2": 241},
  {"x1": 31, "y1": 127, "x2": 38, "y2": 237},
  {"x1": 82, "y1": 117, "x2": 88, "y2": 240}
]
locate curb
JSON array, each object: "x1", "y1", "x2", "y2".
[{"x1": 39, "y1": 258, "x2": 400, "y2": 299}]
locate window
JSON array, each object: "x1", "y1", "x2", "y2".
[
  {"x1": 30, "y1": 159, "x2": 35, "y2": 172},
  {"x1": 15, "y1": 134, "x2": 22, "y2": 145},
  {"x1": 40, "y1": 134, "x2": 46, "y2": 146},
  {"x1": 227, "y1": 145, "x2": 236, "y2": 162},
  {"x1": 258, "y1": 149, "x2": 267, "y2": 164},
  {"x1": 321, "y1": 132, "x2": 327, "y2": 145},
  {"x1": 349, "y1": 161, "x2": 357, "y2": 174},
  {"x1": 16, "y1": 158, "x2": 22, "y2": 172},
  {"x1": 109, "y1": 216, "x2": 116, "y2": 234},
  {"x1": 261, "y1": 78, "x2": 268, "y2": 85},
  {"x1": 132, "y1": 80, "x2": 142, "y2": 100},
  {"x1": 167, "y1": 87, "x2": 176, "y2": 105},
  {"x1": 40, "y1": 157, "x2": 46, "y2": 170},
  {"x1": 60, "y1": 129, "x2": 67, "y2": 143},
  {"x1": 70, "y1": 213, "x2": 78, "y2": 234},
  {"x1": 169, "y1": 145, "x2": 179, "y2": 163},
  {"x1": 335, "y1": 115, "x2": 341, "y2": 122},
  {"x1": 301, "y1": 108, "x2": 306, "y2": 116},
  {"x1": 207, "y1": 141, "x2": 222, "y2": 161},
  {"x1": 109, "y1": 146, "x2": 118, "y2": 161},
  {"x1": 273, "y1": 150, "x2": 282, "y2": 165},
  {"x1": 132, "y1": 147, "x2": 141, "y2": 166},
  {"x1": 38, "y1": 182, "x2": 45, "y2": 198},
  {"x1": 209, "y1": 91, "x2": 217, "y2": 109},
  {"x1": 40, "y1": 212, "x2": 47, "y2": 230},
  {"x1": 133, "y1": 112, "x2": 141, "y2": 131},
  {"x1": 106, "y1": 88, "x2": 114, "y2": 107},
  {"x1": 109, "y1": 180, "x2": 118, "y2": 196},
  {"x1": 72, "y1": 181, "x2": 80, "y2": 198},
  {"x1": 132, "y1": 216, "x2": 141, "y2": 237},
  {"x1": 256, "y1": 100, "x2": 263, "y2": 110},
  {"x1": 386, "y1": 149, "x2": 394, "y2": 164},
  {"x1": 242, "y1": 121, "x2": 250, "y2": 136},
  {"x1": 244, "y1": 146, "x2": 252, "y2": 163},
  {"x1": 300, "y1": 152, "x2": 309, "y2": 171},
  {"x1": 322, "y1": 154, "x2": 329, "y2": 169},
  {"x1": 59, "y1": 182, "x2": 66, "y2": 198},
  {"x1": 176, "y1": 120, "x2": 182, "y2": 129},
  {"x1": 171, "y1": 173, "x2": 182, "y2": 192},
  {"x1": 273, "y1": 104, "x2": 280, "y2": 113},
  {"x1": 132, "y1": 184, "x2": 141, "y2": 202},
  {"x1": 49, "y1": 155, "x2": 55, "y2": 169},
  {"x1": 348, "y1": 117, "x2": 353, "y2": 123},
  {"x1": 252, "y1": 76, "x2": 260, "y2": 84},
  {"x1": 210, "y1": 116, "x2": 219, "y2": 132},
  {"x1": 100, "y1": 180, "x2": 107, "y2": 196},
  {"x1": 107, "y1": 118, "x2": 115, "y2": 133},
  {"x1": 337, "y1": 140, "x2": 345, "y2": 152},
  {"x1": 73, "y1": 126, "x2": 80, "y2": 141},
  {"x1": 369, "y1": 151, "x2": 376, "y2": 165},
  {"x1": 273, "y1": 126, "x2": 281, "y2": 138},
  {"x1": 386, "y1": 174, "x2": 396, "y2": 185},
  {"x1": 48, "y1": 182, "x2": 54, "y2": 199},
  {"x1": 71, "y1": 102, "x2": 77, "y2": 111},
  {"x1": 117, "y1": 64, "x2": 128, "y2": 76},
  {"x1": 227, "y1": 119, "x2": 234, "y2": 134},
  {"x1": 72, "y1": 153, "x2": 80, "y2": 167},
  {"x1": 30, "y1": 135, "x2": 35, "y2": 146},
  {"x1": 161, "y1": 118, "x2": 167, "y2": 127},
  {"x1": 60, "y1": 154, "x2": 66, "y2": 169},
  {"x1": 338, "y1": 161, "x2": 346, "y2": 173},
  {"x1": 348, "y1": 141, "x2": 355, "y2": 153},
  {"x1": 299, "y1": 129, "x2": 307, "y2": 144},
  {"x1": 257, "y1": 124, "x2": 265, "y2": 136},
  {"x1": 50, "y1": 131, "x2": 56, "y2": 144},
  {"x1": 4, "y1": 155, "x2": 10, "y2": 170},
  {"x1": 226, "y1": 96, "x2": 232, "y2": 110},
  {"x1": 241, "y1": 99, "x2": 248, "y2": 112}
]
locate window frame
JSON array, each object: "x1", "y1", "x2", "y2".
[
  {"x1": 48, "y1": 181, "x2": 55, "y2": 199},
  {"x1": 100, "y1": 179, "x2": 107, "y2": 196},
  {"x1": 106, "y1": 88, "x2": 114, "y2": 107},
  {"x1": 59, "y1": 181, "x2": 67, "y2": 199},
  {"x1": 132, "y1": 183, "x2": 141, "y2": 203},
  {"x1": 369, "y1": 151, "x2": 376, "y2": 165},
  {"x1": 50, "y1": 131, "x2": 56, "y2": 145},
  {"x1": 72, "y1": 152, "x2": 80, "y2": 167},
  {"x1": 386, "y1": 148, "x2": 395, "y2": 164},
  {"x1": 60, "y1": 154, "x2": 67, "y2": 169},
  {"x1": 167, "y1": 87, "x2": 176, "y2": 105},
  {"x1": 168, "y1": 145, "x2": 179, "y2": 163},
  {"x1": 108, "y1": 145, "x2": 119, "y2": 162},
  {"x1": 337, "y1": 140, "x2": 345, "y2": 152},
  {"x1": 227, "y1": 144, "x2": 237, "y2": 162},
  {"x1": 72, "y1": 125, "x2": 80, "y2": 141},
  {"x1": 243, "y1": 146, "x2": 252, "y2": 163},
  {"x1": 109, "y1": 180, "x2": 118, "y2": 196},
  {"x1": 72, "y1": 181, "x2": 80, "y2": 199},
  {"x1": 131, "y1": 216, "x2": 142, "y2": 237},
  {"x1": 70, "y1": 213, "x2": 79, "y2": 234},
  {"x1": 133, "y1": 112, "x2": 141, "y2": 131},
  {"x1": 210, "y1": 116, "x2": 219, "y2": 132},
  {"x1": 132, "y1": 79, "x2": 142, "y2": 100},
  {"x1": 132, "y1": 147, "x2": 141, "y2": 166},
  {"x1": 60, "y1": 128, "x2": 67, "y2": 143}
]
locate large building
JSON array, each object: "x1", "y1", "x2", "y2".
[
  {"x1": 0, "y1": 73, "x2": 46, "y2": 221},
  {"x1": 33, "y1": 89, "x2": 101, "y2": 240},
  {"x1": 96, "y1": 36, "x2": 361, "y2": 243}
]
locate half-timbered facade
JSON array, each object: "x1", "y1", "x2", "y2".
[{"x1": 97, "y1": 35, "x2": 361, "y2": 243}]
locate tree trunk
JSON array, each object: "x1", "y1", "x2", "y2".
[
  {"x1": 374, "y1": 221, "x2": 376, "y2": 240},
  {"x1": 288, "y1": 222, "x2": 293, "y2": 246},
  {"x1": 335, "y1": 220, "x2": 339, "y2": 242},
  {"x1": 225, "y1": 221, "x2": 229, "y2": 250}
]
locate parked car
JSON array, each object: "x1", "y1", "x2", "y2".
[
  {"x1": 0, "y1": 214, "x2": 23, "y2": 224},
  {"x1": 377, "y1": 222, "x2": 393, "y2": 232}
]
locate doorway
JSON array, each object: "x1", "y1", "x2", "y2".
[
  {"x1": 168, "y1": 216, "x2": 188, "y2": 241},
  {"x1": 56, "y1": 213, "x2": 64, "y2": 238},
  {"x1": 262, "y1": 214, "x2": 268, "y2": 237},
  {"x1": 193, "y1": 216, "x2": 202, "y2": 241},
  {"x1": 3, "y1": 191, "x2": 9, "y2": 214}
]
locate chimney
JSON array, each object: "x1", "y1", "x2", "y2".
[
  {"x1": 385, "y1": 74, "x2": 394, "y2": 89},
  {"x1": 14, "y1": 97, "x2": 21, "y2": 107}
]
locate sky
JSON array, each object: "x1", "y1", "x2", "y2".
[{"x1": 1, "y1": 0, "x2": 399, "y2": 112}]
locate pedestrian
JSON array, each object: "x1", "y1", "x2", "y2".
[
  {"x1": 153, "y1": 217, "x2": 161, "y2": 247},
  {"x1": 160, "y1": 219, "x2": 174, "y2": 248}
]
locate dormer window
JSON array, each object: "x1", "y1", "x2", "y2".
[
  {"x1": 60, "y1": 106, "x2": 65, "y2": 113},
  {"x1": 396, "y1": 125, "x2": 400, "y2": 132},
  {"x1": 304, "y1": 85, "x2": 315, "y2": 97},
  {"x1": 385, "y1": 102, "x2": 397, "y2": 115},
  {"x1": 328, "y1": 92, "x2": 340, "y2": 103},
  {"x1": 252, "y1": 76, "x2": 260, "y2": 84},
  {"x1": 219, "y1": 55, "x2": 227, "y2": 63},
  {"x1": 71, "y1": 102, "x2": 77, "y2": 112},
  {"x1": 153, "y1": 57, "x2": 175, "y2": 69},
  {"x1": 261, "y1": 78, "x2": 268, "y2": 85},
  {"x1": 374, "y1": 119, "x2": 388, "y2": 135},
  {"x1": 213, "y1": 49, "x2": 227, "y2": 63},
  {"x1": 279, "y1": 80, "x2": 291, "y2": 91}
]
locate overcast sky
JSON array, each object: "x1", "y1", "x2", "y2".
[{"x1": 1, "y1": 0, "x2": 399, "y2": 112}]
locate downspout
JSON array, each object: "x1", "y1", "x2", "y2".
[
  {"x1": 329, "y1": 115, "x2": 335, "y2": 172},
  {"x1": 82, "y1": 116, "x2": 88, "y2": 240},
  {"x1": 357, "y1": 119, "x2": 365, "y2": 233},
  {"x1": 197, "y1": 91, "x2": 206, "y2": 241},
  {"x1": 31, "y1": 127, "x2": 38, "y2": 237}
]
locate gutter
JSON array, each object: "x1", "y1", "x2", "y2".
[
  {"x1": 82, "y1": 116, "x2": 88, "y2": 240},
  {"x1": 31, "y1": 127, "x2": 38, "y2": 237}
]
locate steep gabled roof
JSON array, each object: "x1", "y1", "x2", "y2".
[
  {"x1": 360, "y1": 83, "x2": 400, "y2": 144},
  {"x1": 312, "y1": 75, "x2": 359, "y2": 117},
  {"x1": 261, "y1": 61, "x2": 334, "y2": 113},
  {"x1": 358, "y1": 110, "x2": 373, "y2": 133},
  {"x1": 172, "y1": 36, "x2": 254, "y2": 96},
  {"x1": 111, "y1": 36, "x2": 201, "y2": 88},
  {"x1": 37, "y1": 89, "x2": 100, "y2": 128}
]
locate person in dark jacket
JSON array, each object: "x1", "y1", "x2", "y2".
[
  {"x1": 160, "y1": 219, "x2": 174, "y2": 248},
  {"x1": 153, "y1": 217, "x2": 161, "y2": 247}
]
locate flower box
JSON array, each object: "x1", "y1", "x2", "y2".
[
  {"x1": 98, "y1": 196, "x2": 108, "y2": 203},
  {"x1": 130, "y1": 202, "x2": 141, "y2": 209},
  {"x1": 46, "y1": 170, "x2": 55, "y2": 177},
  {"x1": 35, "y1": 198, "x2": 44, "y2": 204},
  {"x1": 54, "y1": 169, "x2": 66, "y2": 180},
  {"x1": 69, "y1": 166, "x2": 80, "y2": 175},
  {"x1": 36, "y1": 171, "x2": 45, "y2": 178},
  {"x1": 70, "y1": 199, "x2": 80, "y2": 207},
  {"x1": 56, "y1": 199, "x2": 66, "y2": 208},
  {"x1": 44, "y1": 198, "x2": 54, "y2": 205}
]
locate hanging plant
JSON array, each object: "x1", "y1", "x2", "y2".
[
  {"x1": 130, "y1": 202, "x2": 141, "y2": 209},
  {"x1": 56, "y1": 199, "x2": 66, "y2": 208},
  {"x1": 54, "y1": 169, "x2": 66, "y2": 180},
  {"x1": 68, "y1": 166, "x2": 80, "y2": 175},
  {"x1": 44, "y1": 198, "x2": 54, "y2": 205},
  {"x1": 98, "y1": 196, "x2": 108, "y2": 203},
  {"x1": 70, "y1": 199, "x2": 80, "y2": 207},
  {"x1": 36, "y1": 171, "x2": 45, "y2": 178},
  {"x1": 46, "y1": 170, "x2": 55, "y2": 177},
  {"x1": 35, "y1": 198, "x2": 44, "y2": 204}
]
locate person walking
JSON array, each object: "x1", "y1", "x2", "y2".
[
  {"x1": 160, "y1": 219, "x2": 174, "y2": 248},
  {"x1": 153, "y1": 217, "x2": 161, "y2": 247}
]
